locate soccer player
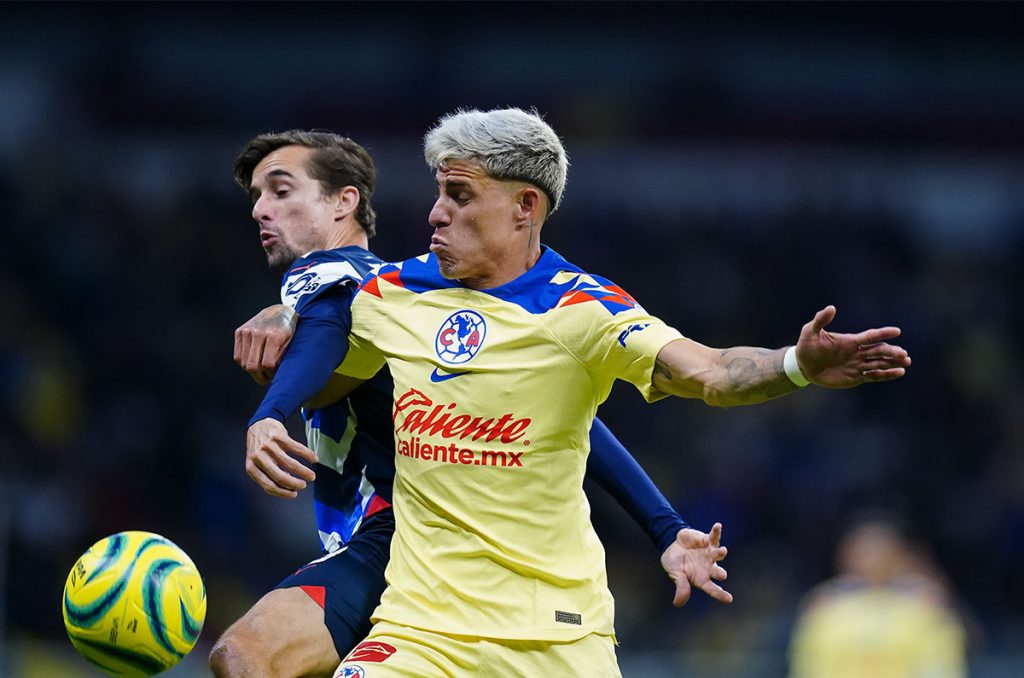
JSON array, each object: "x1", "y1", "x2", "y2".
[
  {"x1": 789, "y1": 517, "x2": 967, "y2": 677},
  {"x1": 211, "y1": 130, "x2": 731, "y2": 678},
  {"x1": 330, "y1": 108, "x2": 912, "y2": 677}
]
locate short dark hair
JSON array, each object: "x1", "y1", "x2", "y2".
[{"x1": 233, "y1": 130, "x2": 378, "y2": 237}]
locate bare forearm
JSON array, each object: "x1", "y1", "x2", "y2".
[
  {"x1": 655, "y1": 344, "x2": 801, "y2": 407},
  {"x1": 710, "y1": 346, "x2": 801, "y2": 405},
  {"x1": 652, "y1": 306, "x2": 911, "y2": 407}
]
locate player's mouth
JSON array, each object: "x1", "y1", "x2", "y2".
[
  {"x1": 260, "y1": 231, "x2": 279, "y2": 248},
  {"x1": 429, "y1": 236, "x2": 446, "y2": 253}
]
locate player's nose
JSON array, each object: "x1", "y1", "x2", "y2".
[
  {"x1": 428, "y1": 199, "x2": 449, "y2": 228},
  {"x1": 252, "y1": 194, "x2": 272, "y2": 222}
]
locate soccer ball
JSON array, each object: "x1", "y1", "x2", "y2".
[{"x1": 62, "y1": 531, "x2": 207, "y2": 677}]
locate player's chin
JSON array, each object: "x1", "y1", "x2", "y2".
[{"x1": 436, "y1": 260, "x2": 460, "y2": 279}]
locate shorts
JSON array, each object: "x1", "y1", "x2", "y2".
[
  {"x1": 276, "y1": 509, "x2": 394, "y2": 660},
  {"x1": 333, "y1": 620, "x2": 621, "y2": 678}
]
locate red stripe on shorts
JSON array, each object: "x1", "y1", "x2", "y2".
[{"x1": 300, "y1": 584, "x2": 327, "y2": 609}]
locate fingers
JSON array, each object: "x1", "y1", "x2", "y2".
[
  {"x1": 672, "y1": 577, "x2": 693, "y2": 608},
  {"x1": 809, "y1": 305, "x2": 837, "y2": 334},
  {"x1": 709, "y1": 522, "x2": 723, "y2": 547},
  {"x1": 856, "y1": 346, "x2": 913, "y2": 366},
  {"x1": 251, "y1": 450, "x2": 312, "y2": 495},
  {"x1": 245, "y1": 458, "x2": 299, "y2": 499},
  {"x1": 246, "y1": 420, "x2": 317, "y2": 496},
  {"x1": 700, "y1": 580, "x2": 734, "y2": 605},
  {"x1": 698, "y1": 543, "x2": 733, "y2": 604},
  {"x1": 857, "y1": 342, "x2": 909, "y2": 359},
  {"x1": 667, "y1": 524, "x2": 732, "y2": 607},
  {"x1": 246, "y1": 335, "x2": 267, "y2": 376},
  {"x1": 858, "y1": 344, "x2": 911, "y2": 377},
  {"x1": 254, "y1": 449, "x2": 311, "y2": 491},
  {"x1": 234, "y1": 326, "x2": 271, "y2": 383},
  {"x1": 235, "y1": 306, "x2": 297, "y2": 376},
  {"x1": 234, "y1": 327, "x2": 251, "y2": 367},
  {"x1": 862, "y1": 367, "x2": 907, "y2": 381},
  {"x1": 273, "y1": 446, "x2": 317, "y2": 481},
  {"x1": 281, "y1": 436, "x2": 319, "y2": 466},
  {"x1": 677, "y1": 527, "x2": 711, "y2": 549},
  {"x1": 854, "y1": 326, "x2": 901, "y2": 345},
  {"x1": 263, "y1": 333, "x2": 289, "y2": 372}
]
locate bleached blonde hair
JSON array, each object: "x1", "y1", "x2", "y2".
[{"x1": 423, "y1": 107, "x2": 569, "y2": 215}]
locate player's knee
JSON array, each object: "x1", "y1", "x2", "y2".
[{"x1": 209, "y1": 631, "x2": 260, "y2": 678}]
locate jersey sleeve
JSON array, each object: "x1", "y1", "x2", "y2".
[
  {"x1": 249, "y1": 285, "x2": 353, "y2": 425},
  {"x1": 334, "y1": 269, "x2": 388, "y2": 380},
  {"x1": 553, "y1": 272, "x2": 685, "y2": 402},
  {"x1": 280, "y1": 256, "x2": 366, "y2": 314}
]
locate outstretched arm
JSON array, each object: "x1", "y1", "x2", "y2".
[
  {"x1": 652, "y1": 305, "x2": 911, "y2": 407},
  {"x1": 587, "y1": 418, "x2": 731, "y2": 606}
]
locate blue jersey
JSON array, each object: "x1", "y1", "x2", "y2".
[{"x1": 277, "y1": 246, "x2": 395, "y2": 553}]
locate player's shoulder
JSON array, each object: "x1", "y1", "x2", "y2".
[
  {"x1": 354, "y1": 252, "x2": 460, "y2": 302},
  {"x1": 282, "y1": 246, "x2": 383, "y2": 308},
  {"x1": 486, "y1": 246, "x2": 642, "y2": 316}
]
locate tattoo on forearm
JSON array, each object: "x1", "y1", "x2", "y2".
[
  {"x1": 718, "y1": 347, "x2": 798, "y2": 403},
  {"x1": 253, "y1": 306, "x2": 296, "y2": 330}
]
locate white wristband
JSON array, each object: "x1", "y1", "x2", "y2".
[{"x1": 783, "y1": 346, "x2": 810, "y2": 387}]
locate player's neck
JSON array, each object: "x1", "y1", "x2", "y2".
[
  {"x1": 322, "y1": 219, "x2": 369, "y2": 252},
  {"x1": 460, "y1": 243, "x2": 542, "y2": 291}
]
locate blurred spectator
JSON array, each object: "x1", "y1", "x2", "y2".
[{"x1": 789, "y1": 516, "x2": 968, "y2": 678}]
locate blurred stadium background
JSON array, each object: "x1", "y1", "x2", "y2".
[{"x1": 2, "y1": 3, "x2": 1022, "y2": 676}]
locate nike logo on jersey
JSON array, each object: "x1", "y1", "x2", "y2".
[{"x1": 430, "y1": 367, "x2": 469, "y2": 382}]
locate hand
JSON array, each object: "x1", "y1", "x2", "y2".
[
  {"x1": 246, "y1": 418, "x2": 317, "y2": 499},
  {"x1": 796, "y1": 305, "x2": 911, "y2": 388},
  {"x1": 233, "y1": 304, "x2": 298, "y2": 385},
  {"x1": 660, "y1": 522, "x2": 732, "y2": 607}
]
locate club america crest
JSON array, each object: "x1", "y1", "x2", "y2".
[{"x1": 435, "y1": 310, "x2": 486, "y2": 365}]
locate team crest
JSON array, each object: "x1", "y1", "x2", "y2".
[
  {"x1": 338, "y1": 667, "x2": 365, "y2": 678},
  {"x1": 285, "y1": 270, "x2": 321, "y2": 298},
  {"x1": 435, "y1": 310, "x2": 486, "y2": 365}
]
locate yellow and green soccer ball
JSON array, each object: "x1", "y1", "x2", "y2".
[{"x1": 62, "y1": 531, "x2": 207, "y2": 676}]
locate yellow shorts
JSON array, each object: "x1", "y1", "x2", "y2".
[{"x1": 333, "y1": 621, "x2": 621, "y2": 678}]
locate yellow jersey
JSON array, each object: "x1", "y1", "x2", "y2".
[
  {"x1": 338, "y1": 246, "x2": 684, "y2": 641},
  {"x1": 789, "y1": 580, "x2": 967, "y2": 678}
]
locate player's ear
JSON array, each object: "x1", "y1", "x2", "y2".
[
  {"x1": 514, "y1": 185, "x2": 547, "y2": 225},
  {"x1": 334, "y1": 186, "x2": 360, "y2": 220}
]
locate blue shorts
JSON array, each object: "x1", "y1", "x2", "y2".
[{"x1": 275, "y1": 509, "x2": 394, "y2": 660}]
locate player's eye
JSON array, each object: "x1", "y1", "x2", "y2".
[{"x1": 446, "y1": 188, "x2": 470, "y2": 204}]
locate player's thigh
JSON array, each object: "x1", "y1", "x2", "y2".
[
  {"x1": 484, "y1": 632, "x2": 621, "y2": 678},
  {"x1": 223, "y1": 587, "x2": 338, "y2": 674},
  {"x1": 277, "y1": 545, "x2": 390, "y2": 661},
  {"x1": 334, "y1": 622, "x2": 478, "y2": 678}
]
